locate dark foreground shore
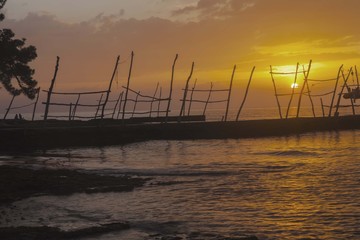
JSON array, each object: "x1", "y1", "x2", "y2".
[
  {"x1": 0, "y1": 165, "x2": 147, "y2": 205},
  {"x1": 0, "y1": 165, "x2": 259, "y2": 240},
  {"x1": 1, "y1": 115, "x2": 360, "y2": 150},
  {"x1": 0, "y1": 165, "x2": 147, "y2": 239}
]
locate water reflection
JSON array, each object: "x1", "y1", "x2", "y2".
[{"x1": 1, "y1": 130, "x2": 360, "y2": 239}]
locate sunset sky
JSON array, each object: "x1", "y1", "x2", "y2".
[{"x1": 2, "y1": 0, "x2": 360, "y2": 110}]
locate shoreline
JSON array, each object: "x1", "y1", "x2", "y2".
[{"x1": 0, "y1": 165, "x2": 148, "y2": 206}]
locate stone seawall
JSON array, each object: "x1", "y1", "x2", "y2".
[{"x1": 1, "y1": 115, "x2": 360, "y2": 150}]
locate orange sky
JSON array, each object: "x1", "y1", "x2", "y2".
[{"x1": 2, "y1": 0, "x2": 360, "y2": 111}]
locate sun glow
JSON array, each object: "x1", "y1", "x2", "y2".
[{"x1": 291, "y1": 83, "x2": 299, "y2": 89}]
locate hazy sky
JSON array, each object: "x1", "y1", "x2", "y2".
[{"x1": 2, "y1": 0, "x2": 360, "y2": 109}]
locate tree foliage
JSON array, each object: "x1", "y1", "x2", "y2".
[{"x1": 0, "y1": 0, "x2": 38, "y2": 99}]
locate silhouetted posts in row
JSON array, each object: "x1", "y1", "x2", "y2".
[
  {"x1": 236, "y1": 66, "x2": 255, "y2": 121},
  {"x1": 187, "y1": 79, "x2": 197, "y2": 115},
  {"x1": 32, "y1": 88, "x2": 41, "y2": 121},
  {"x1": 203, "y1": 82, "x2": 213, "y2": 116},
  {"x1": 122, "y1": 51, "x2": 134, "y2": 121},
  {"x1": 224, "y1": 65, "x2": 236, "y2": 122},
  {"x1": 149, "y1": 83, "x2": 159, "y2": 117},
  {"x1": 296, "y1": 61, "x2": 312, "y2": 118},
  {"x1": 3, "y1": 87, "x2": 41, "y2": 120},
  {"x1": 101, "y1": 55, "x2": 120, "y2": 119},
  {"x1": 179, "y1": 62, "x2": 195, "y2": 120},
  {"x1": 335, "y1": 67, "x2": 354, "y2": 116},
  {"x1": 44, "y1": 56, "x2": 60, "y2": 121},
  {"x1": 270, "y1": 65, "x2": 283, "y2": 119},
  {"x1": 166, "y1": 54, "x2": 178, "y2": 123},
  {"x1": 328, "y1": 65, "x2": 343, "y2": 117}
]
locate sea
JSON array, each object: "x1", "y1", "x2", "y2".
[{"x1": 1, "y1": 107, "x2": 360, "y2": 240}]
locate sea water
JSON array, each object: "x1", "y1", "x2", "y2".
[{"x1": 1, "y1": 108, "x2": 360, "y2": 240}]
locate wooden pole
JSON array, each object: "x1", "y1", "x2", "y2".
[
  {"x1": 112, "y1": 92, "x2": 122, "y2": 119},
  {"x1": 328, "y1": 65, "x2": 343, "y2": 117},
  {"x1": 224, "y1": 65, "x2": 236, "y2": 122},
  {"x1": 44, "y1": 56, "x2": 60, "y2": 120},
  {"x1": 165, "y1": 54, "x2": 178, "y2": 122},
  {"x1": 4, "y1": 95, "x2": 16, "y2": 120},
  {"x1": 286, "y1": 63, "x2": 299, "y2": 119},
  {"x1": 149, "y1": 82, "x2": 160, "y2": 117},
  {"x1": 31, "y1": 87, "x2": 40, "y2": 121},
  {"x1": 320, "y1": 98, "x2": 325, "y2": 117},
  {"x1": 95, "y1": 94, "x2": 103, "y2": 119},
  {"x1": 131, "y1": 91, "x2": 140, "y2": 118},
  {"x1": 270, "y1": 65, "x2": 283, "y2": 119},
  {"x1": 72, "y1": 94, "x2": 81, "y2": 120},
  {"x1": 342, "y1": 69, "x2": 356, "y2": 115},
  {"x1": 69, "y1": 103, "x2": 73, "y2": 121},
  {"x1": 305, "y1": 80, "x2": 316, "y2": 117},
  {"x1": 157, "y1": 87, "x2": 162, "y2": 117},
  {"x1": 116, "y1": 92, "x2": 124, "y2": 119},
  {"x1": 334, "y1": 67, "x2": 353, "y2": 117},
  {"x1": 203, "y1": 82, "x2": 213, "y2": 115},
  {"x1": 179, "y1": 62, "x2": 195, "y2": 119},
  {"x1": 355, "y1": 65, "x2": 359, "y2": 88},
  {"x1": 101, "y1": 55, "x2": 120, "y2": 119},
  {"x1": 296, "y1": 60, "x2": 312, "y2": 118},
  {"x1": 122, "y1": 51, "x2": 134, "y2": 121},
  {"x1": 236, "y1": 66, "x2": 256, "y2": 121},
  {"x1": 187, "y1": 78, "x2": 198, "y2": 116}
]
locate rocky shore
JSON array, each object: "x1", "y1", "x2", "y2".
[
  {"x1": 0, "y1": 165, "x2": 147, "y2": 205},
  {"x1": 0, "y1": 165, "x2": 147, "y2": 239}
]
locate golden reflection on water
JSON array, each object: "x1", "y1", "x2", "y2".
[{"x1": 1, "y1": 130, "x2": 360, "y2": 239}]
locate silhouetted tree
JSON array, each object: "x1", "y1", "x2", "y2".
[{"x1": 0, "y1": 0, "x2": 38, "y2": 99}]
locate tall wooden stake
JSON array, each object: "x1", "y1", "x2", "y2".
[
  {"x1": 157, "y1": 87, "x2": 162, "y2": 117},
  {"x1": 334, "y1": 67, "x2": 353, "y2": 117},
  {"x1": 95, "y1": 94, "x2": 103, "y2": 119},
  {"x1": 270, "y1": 65, "x2": 283, "y2": 119},
  {"x1": 236, "y1": 66, "x2": 256, "y2": 121},
  {"x1": 112, "y1": 92, "x2": 122, "y2": 119},
  {"x1": 305, "y1": 80, "x2": 316, "y2": 117},
  {"x1": 132, "y1": 91, "x2": 140, "y2": 118},
  {"x1": 32, "y1": 87, "x2": 40, "y2": 121},
  {"x1": 149, "y1": 82, "x2": 159, "y2": 117},
  {"x1": 179, "y1": 62, "x2": 195, "y2": 119},
  {"x1": 355, "y1": 65, "x2": 359, "y2": 88},
  {"x1": 342, "y1": 69, "x2": 356, "y2": 115},
  {"x1": 320, "y1": 98, "x2": 325, "y2": 117},
  {"x1": 4, "y1": 95, "x2": 16, "y2": 120},
  {"x1": 224, "y1": 65, "x2": 236, "y2": 122},
  {"x1": 116, "y1": 92, "x2": 124, "y2": 119},
  {"x1": 101, "y1": 55, "x2": 120, "y2": 119},
  {"x1": 296, "y1": 60, "x2": 312, "y2": 118},
  {"x1": 203, "y1": 82, "x2": 213, "y2": 115},
  {"x1": 165, "y1": 54, "x2": 178, "y2": 122},
  {"x1": 72, "y1": 94, "x2": 81, "y2": 120},
  {"x1": 69, "y1": 103, "x2": 73, "y2": 121},
  {"x1": 329, "y1": 65, "x2": 343, "y2": 117},
  {"x1": 122, "y1": 51, "x2": 134, "y2": 121},
  {"x1": 286, "y1": 63, "x2": 299, "y2": 119},
  {"x1": 187, "y1": 79, "x2": 198, "y2": 116},
  {"x1": 44, "y1": 56, "x2": 60, "y2": 120}
]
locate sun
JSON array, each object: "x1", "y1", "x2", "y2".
[{"x1": 291, "y1": 83, "x2": 299, "y2": 89}]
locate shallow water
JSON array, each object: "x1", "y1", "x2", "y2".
[{"x1": 1, "y1": 128, "x2": 360, "y2": 239}]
